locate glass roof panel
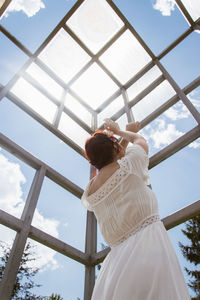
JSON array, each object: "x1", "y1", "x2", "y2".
[
  {"x1": 10, "y1": 78, "x2": 57, "y2": 123},
  {"x1": 0, "y1": 32, "x2": 28, "y2": 85},
  {"x1": 0, "y1": 0, "x2": 77, "y2": 52},
  {"x1": 25, "y1": 63, "x2": 64, "y2": 100},
  {"x1": 58, "y1": 112, "x2": 90, "y2": 148},
  {"x1": 98, "y1": 95, "x2": 124, "y2": 127},
  {"x1": 127, "y1": 66, "x2": 162, "y2": 101},
  {"x1": 100, "y1": 30, "x2": 152, "y2": 84},
  {"x1": 113, "y1": 0, "x2": 189, "y2": 55},
  {"x1": 161, "y1": 32, "x2": 200, "y2": 88},
  {"x1": 66, "y1": 0, "x2": 124, "y2": 54},
  {"x1": 116, "y1": 113, "x2": 128, "y2": 130},
  {"x1": 180, "y1": 0, "x2": 200, "y2": 21},
  {"x1": 0, "y1": 98, "x2": 90, "y2": 187},
  {"x1": 70, "y1": 62, "x2": 119, "y2": 109},
  {"x1": 64, "y1": 93, "x2": 92, "y2": 126},
  {"x1": 131, "y1": 80, "x2": 176, "y2": 121},
  {"x1": 38, "y1": 28, "x2": 91, "y2": 83}
]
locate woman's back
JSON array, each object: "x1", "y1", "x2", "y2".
[{"x1": 82, "y1": 144, "x2": 159, "y2": 246}]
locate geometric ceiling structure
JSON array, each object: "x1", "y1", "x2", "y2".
[{"x1": 0, "y1": 0, "x2": 200, "y2": 299}]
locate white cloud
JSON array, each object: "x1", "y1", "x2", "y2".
[
  {"x1": 0, "y1": 226, "x2": 16, "y2": 257},
  {"x1": 149, "y1": 121, "x2": 182, "y2": 148},
  {"x1": 0, "y1": 153, "x2": 26, "y2": 217},
  {"x1": 188, "y1": 91, "x2": 200, "y2": 111},
  {"x1": 25, "y1": 240, "x2": 59, "y2": 273},
  {"x1": 3, "y1": 0, "x2": 45, "y2": 18},
  {"x1": 188, "y1": 138, "x2": 200, "y2": 149},
  {"x1": 164, "y1": 102, "x2": 190, "y2": 121},
  {"x1": 32, "y1": 210, "x2": 60, "y2": 239},
  {"x1": 178, "y1": 0, "x2": 200, "y2": 21},
  {"x1": 139, "y1": 128, "x2": 150, "y2": 142},
  {"x1": 153, "y1": 0, "x2": 200, "y2": 28},
  {"x1": 0, "y1": 152, "x2": 60, "y2": 272},
  {"x1": 156, "y1": 118, "x2": 166, "y2": 130},
  {"x1": 143, "y1": 117, "x2": 200, "y2": 150},
  {"x1": 153, "y1": 0, "x2": 176, "y2": 16}
]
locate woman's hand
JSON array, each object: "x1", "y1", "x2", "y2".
[
  {"x1": 126, "y1": 121, "x2": 140, "y2": 133},
  {"x1": 104, "y1": 118, "x2": 120, "y2": 134}
]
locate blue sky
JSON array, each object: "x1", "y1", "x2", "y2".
[{"x1": 0, "y1": 0, "x2": 200, "y2": 299}]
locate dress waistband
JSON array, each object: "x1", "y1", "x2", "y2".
[{"x1": 111, "y1": 214, "x2": 161, "y2": 247}]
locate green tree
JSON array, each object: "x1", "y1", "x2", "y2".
[
  {"x1": 0, "y1": 241, "x2": 63, "y2": 300},
  {"x1": 47, "y1": 293, "x2": 63, "y2": 300},
  {"x1": 0, "y1": 241, "x2": 42, "y2": 299},
  {"x1": 179, "y1": 215, "x2": 200, "y2": 300}
]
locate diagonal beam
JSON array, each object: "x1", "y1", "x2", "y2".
[
  {"x1": 175, "y1": 0, "x2": 194, "y2": 26},
  {"x1": 0, "y1": 25, "x2": 32, "y2": 57},
  {"x1": 0, "y1": 210, "x2": 90, "y2": 266},
  {"x1": 0, "y1": 59, "x2": 35, "y2": 101},
  {"x1": 29, "y1": 225, "x2": 89, "y2": 265},
  {"x1": 0, "y1": 209, "x2": 23, "y2": 232},
  {"x1": 155, "y1": 60, "x2": 200, "y2": 124},
  {"x1": 106, "y1": 0, "x2": 155, "y2": 59},
  {"x1": 121, "y1": 88, "x2": 134, "y2": 122},
  {"x1": 21, "y1": 73, "x2": 92, "y2": 133},
  {"x1": 149, "y1": 125, "x2": 200, "y2": 169},
  {"x1": 62, "y1": 25, "x2": 122, "y2": 88},
  {"x1": 0, "y1": 166, "x2": 46, "y2": 300},
  {"x1": 0, "y1": 0, "x2": 12, "y2": 18},
  {"x1": 0, "y1": 133, "x2": 84, "y2": 198},
  {"x1": 34, "y1": 59, "x2": 96, "y2": 114},
  {"x1": 141, "y1": 76, "x2": 200, "y2": 127},
  {"x1": 162, "y1": 200, "x2": 200, "y2": 230},
  {"x1": 107, "y1": 75, "x2": 165, "y2": 121},
  {"x1": 129, "y1": 75, "x2": 165, "y2": 107},
  {"x1": 0, "y1": 0, "x2": 86, "y2": 102},
  {"x1": 34, "y1": 0, "x2": 86, "y2": 57},
  {"x1": 0, "y1": 87, "x2": 92, "y2": 153},
  {"x1": 157, "y1": 26, "x2": 193, "y2": 60}
]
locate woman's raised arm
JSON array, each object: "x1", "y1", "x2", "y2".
[{"x1": 104, "y1": 119, "x2": 149, "y2": 155}]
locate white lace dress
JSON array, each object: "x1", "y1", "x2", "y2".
[{"x1": 81, "y1": 144, "x2": 191, "y2": 300}]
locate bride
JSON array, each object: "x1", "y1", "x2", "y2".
[{"x1": 81, "y1": 118, "x2": 190, "y2": 300}]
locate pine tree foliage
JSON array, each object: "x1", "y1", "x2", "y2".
[
  {"x1": 47, "y1": 293, "x2": 63, "y2": 300},
  {"x1": 0, "y1": 241, "x2": 41, "y2": 299},
  {"x1": 0, "y1": 241, "x2": 63, "y2": 299},
  {"x1": 179, "y1": 215, "x2": 200, "y2": 300}
]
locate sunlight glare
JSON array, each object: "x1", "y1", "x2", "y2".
[{"x1": 11, "y1": 78, "x2": 57, "y2": 123}]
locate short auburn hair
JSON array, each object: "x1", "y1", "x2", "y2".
[{"x1": 84, "y1": 130, "x2": 120, "y2": 170}]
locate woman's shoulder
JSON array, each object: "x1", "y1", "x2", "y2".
[
  {"x1": 81, "y1": 161, "x2": 129, "y2": 210},
  {"x1": 125, "y1": 143, "x2": 149, "y2": 159},
  {"x1": 87, "y1": 163, "x2": 120, "y2": 196}
]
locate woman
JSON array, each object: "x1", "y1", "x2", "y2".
[{"x1": 81, "y1": 118, "x2": 190, "y2": 300}]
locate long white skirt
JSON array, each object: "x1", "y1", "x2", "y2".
[{"x1": 92, "y1": 220, "x2": 191, "y2": 300}]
